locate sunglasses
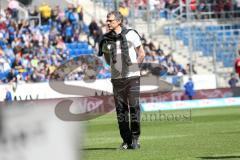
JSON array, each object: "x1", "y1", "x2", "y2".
[{"x1": 106, "y1": 19, "x2": 116, "y2": 23}]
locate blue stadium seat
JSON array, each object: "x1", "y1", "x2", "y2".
[
  {"x1": 77, "y1": 42, "x2": 83, "y2": 49},
  {"x1": 40, "y1": 25, "x2": 51, "y2": 33},
  {"x1": 69, "y1": 43, "x2": 77, "y2": 49},
  {"x1": 233, "y1": 30, "x2": 239, "y2": 35},
  {"x1": 80, "y1": 49, "x2": 87, "y2": 54},
  {"x1": 225, "y1": 31, "x2": 232, "y2": 36},
  {"x1": 224, "y1": 25, "x2": 231, "y2": 30},
  {"x1": 65, "y1": 43, "x2": 71, "y2": 48},
  {"x1": 159, "y1": 10, "x2": 167, "y2": 19},
  {"x1": 165, "y1": 25, "x2": 238, "y2": 67},
  {"x1": 69, "y1": 49, "x2": 75, "y2": 57},
  {"x1": 82, "y1": 42, "x2": 88, "y2": 49},
  {"x1": 87, "y1": 48, "x2": 93, "y2": 54}
]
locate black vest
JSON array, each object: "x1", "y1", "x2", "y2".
[{"x1": 98, "y1": 28, "x2": 141, "y2": 78}]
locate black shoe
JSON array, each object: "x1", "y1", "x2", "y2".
[
  {"x1": 131, "y1": 138, "x2": 140, "y2": 149},
  {"x1": 119, "y1": 142, "x2": 133, "y2": 150}
]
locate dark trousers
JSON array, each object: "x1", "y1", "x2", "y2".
[
  {"x1": 188, "y1": 95, "x2": 193, "y2": 100},
  {"x1": 111, "y1": 76, "x2": 141, "y2": 145}
]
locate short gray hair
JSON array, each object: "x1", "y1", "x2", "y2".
[{"x1": 107, "y1": 11, "x2": 123, "y2": 26}]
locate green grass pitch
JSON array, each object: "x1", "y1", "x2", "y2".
[{"x1": 82, "y1": 107, "x2": 240, "y2": 160}]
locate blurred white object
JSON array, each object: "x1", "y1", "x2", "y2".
[{"x1": 0, "y1": 101, "x2": 83, "y2": 160}]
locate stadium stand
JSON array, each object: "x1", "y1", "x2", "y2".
[
  {"x1": 1, "y1": 0, "x2": 239, "y2": 88},
  {"x1": 164, "y1": 23, "x2": 240, "y2": 68},
  {"x1": 0, "y1": 2, "x2": 99, "y2": 84},
  {"x1": 0, "y1": 0, "x2": 191, "y2": 86},
  {"x1": 156, "y1": 0, "x2": 240, "y2": 88}
]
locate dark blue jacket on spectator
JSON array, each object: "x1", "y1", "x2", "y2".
[
  {"x1": 65, "y1": 10, "x2": 76, "y2": 23},
  {"x1": 184, "y1": 79, "x2": 195, "y2": 97},
  {"x1": 228, "y1": 77, "x2": 238, "y2": 88},
  {"x1": 5, "y1": 90, "x2": 12, "y2": 102},
  {"x1": 65, "y1": 25, "x2": 73, "y2": 37},
  {"x1": 8, "y1": 26, "x2": 15, "y2": 41}
]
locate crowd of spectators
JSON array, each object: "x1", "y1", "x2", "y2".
[
  {"x1": 0, "y1": 0, "x2": 195, "y2": 85},
  {"x1": 165, "y1": 0, "x2": 240, "y2": 19},
  {"x1": 99, "y1": 0, "x2": 240, "y2": 20},
  {"x1": 140, "y1": 35, "x2": 193, "y2": 77},
  {"x1": 0, "y1": 1, "x2": 111, "y2": 84}
]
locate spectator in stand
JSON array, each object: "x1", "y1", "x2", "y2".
[
  {"x1": 228, "y1": 73, "x2": 238, "y2": 88},
  {"x1": 28, "y1": 5, "x2": 39, "y2": 26},
  {"x1": 148, "y1": 41, "x2": 157, "y2": 55},
  {"x1": 55, "y1": 5, "x2": 65, "y2": 23},
  {"x1": 55, "y1": 35, "x2": 66, "y2": 50},
  {"x1": 141, "y1": 52, "x2": 153, "y2": 73},
  {"x1": 51, "y1": 5, "x2": 60, "y2": 22},
  {"x1": 5, "y1": 8, "x2": 12, "y2": 20},
  {"x1": 141, "y1": 34, "x2": 148, "y2": 47},
  {"x1": 88, "y1": 19, "x2": 101, "y2": 47},
  {"x1": 123, "y1": 0, "x2": 130, "y2": 7},
  {"x1": 89, "y1": 19, "x2": 99, "y2": 37},
  {"x1": 5, "y1": 44, "x2": 14, "y2": 58},
  {"x1": 166, "y1": 62, "x2": 175, "y2": 75},
  {"x1": 197, "y1": 0, "x2": 208, "y2": 19},
  {"x1": 6, "y1": 69, "x2": 16, "y2": 83},
  {"x1": 175, "y1": 63, "x2": 186, "y2": 76},
  {"x1": 214, "y1": 0, "x2": 225, "y2": 18},
  {"x1": 76, "y1": 4, "x2": 84, "y2": 30},
  {"x1": 0, "y1": 14, "x2": 7, "y2": 31},
  {"x1": 139, "y1": 0, "x2": 148, "y2": 9},
  {"x1": 0, "y1": 52, "x2": 11, "y2": 73},
  {"x1": 148, "y1": 41, "x2": 156, "y2": 50},
  {"x1": 64, "y1": 20, "x2": 73, "y2": 43},
  {"x1": 48, "y1": 26, "x2": 58, "y2": 42},
  {"x1": 165, "y1": 0, "x2": 179, "y2": 10},
  {"x1": 190, "y1": 0, "x2": 197, "y2": 12},
  {"x1": 224, "y1": 0, "x2": 232, "y2": 18},
  {"x1": 184, "y1": 77, "x2": 195, "y2": 100},
  {"x1": 149, "y1": 0, "x2": 160, "y2": 18},
  {"x1": 234, "y1": 0, "x2": 240, "y2": 17},
  {"x1": 118, "y1": 2, "x2": 129, "y2": 25},
  {"x1": 7, "y1": 20, "x2": 17, "y2": 44},
  {"x1": 38, "y1": 3, "x2": 51, "y2": 25},
  {"x1": 12, "y1": 55, "x2": 23, "y2": 71},
  {"x1": 65, "y1": 4, "x2": 78, "y2": 28},
  {"x1": 186, "y1": 63, "x2": 197, "y2": 74},
  {"x1": 154, "y1": 48, "x2": 166, "y2": 65},
  {"x1": 181, "y1": 0, "x2": 197, "y2": 18},
  {"x1": 8, "y1": 0, "x2": 19, "y2": 21},
  {"x1": 31, "y1": 55, "x2": 39, "y2": 68},
  {"x1": 151, "y1": 63, "x2": 168, "y2": 77}
]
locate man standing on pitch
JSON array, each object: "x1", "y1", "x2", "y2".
[{"x1": 98, "y1": 11, "x2": 145, "y2": 149}]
